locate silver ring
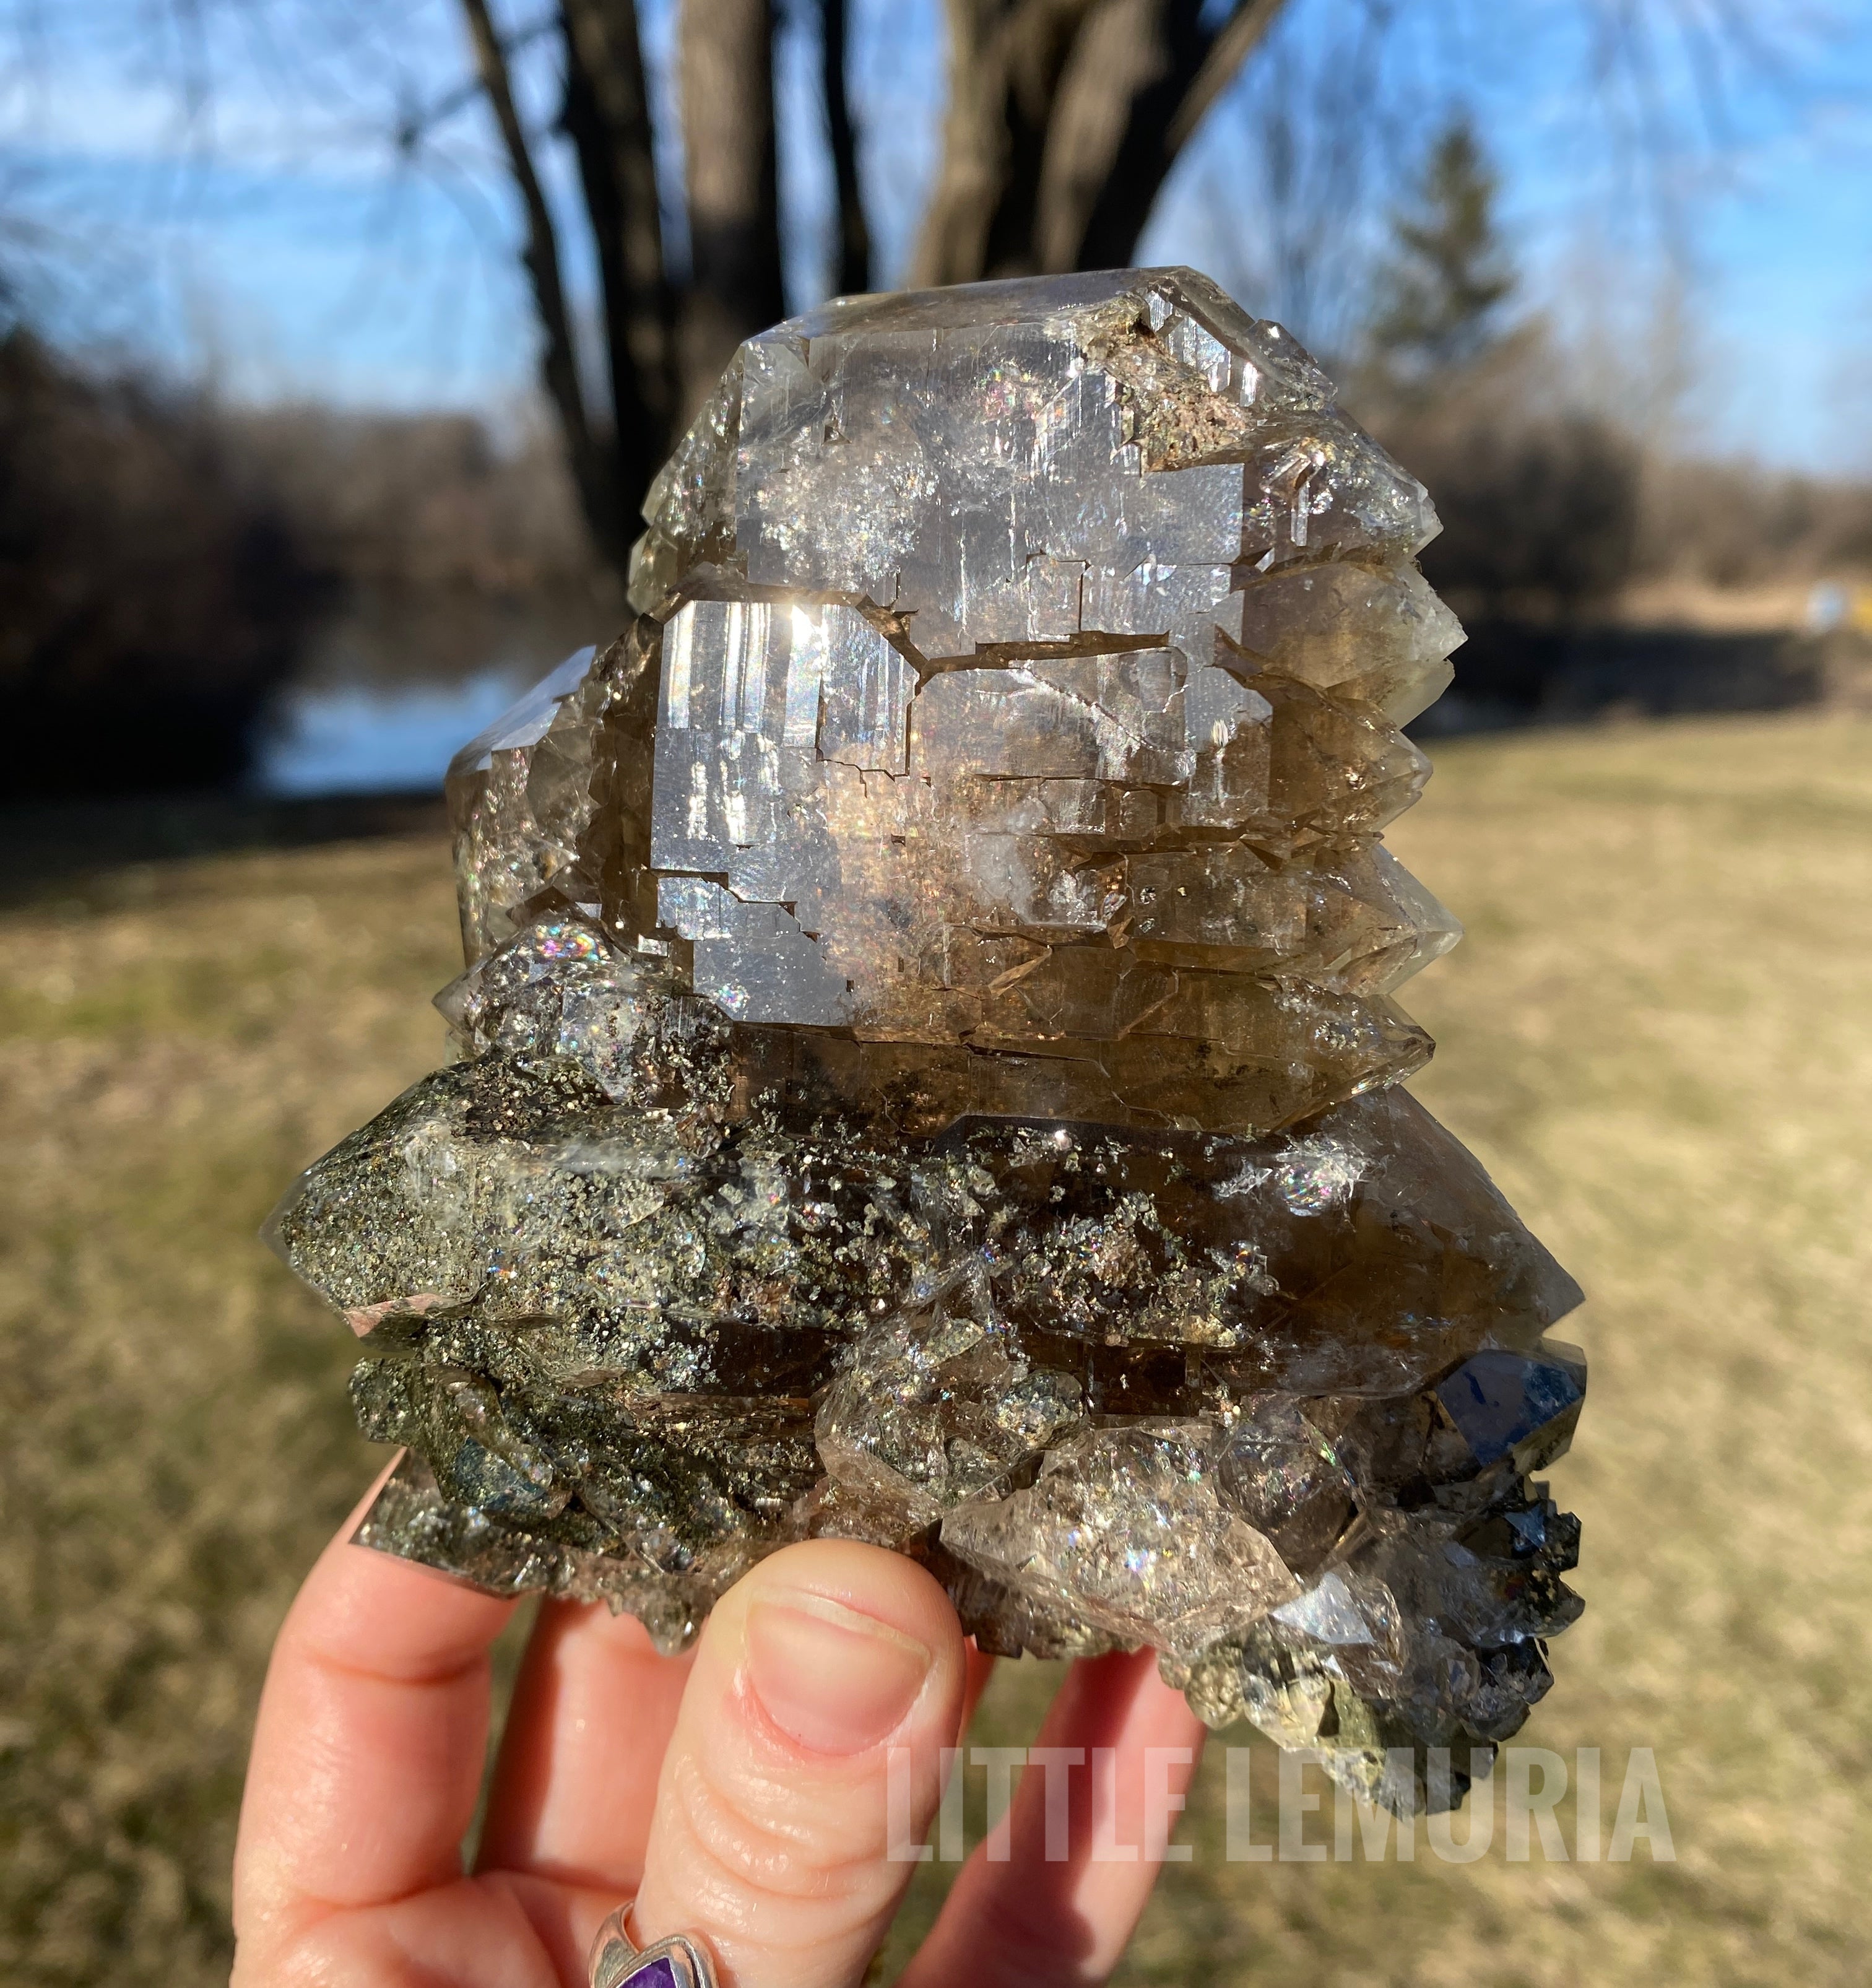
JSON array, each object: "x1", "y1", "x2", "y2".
[{"x1": 587, "y1": 1905, "x2": 719, "y2": 1988}]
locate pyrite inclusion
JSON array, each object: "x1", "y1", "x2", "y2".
[{"x1": 271, "y1": 268, "x2": 1585, "y2": 1815}]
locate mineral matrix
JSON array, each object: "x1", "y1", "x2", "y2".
[{"x1": 271, "y1": 268, "x2": 1586, "y2": 1816}]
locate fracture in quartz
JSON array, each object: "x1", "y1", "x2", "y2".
[{"x1": 271, "y1": 267, "x2": 1587, "y2": 1818}]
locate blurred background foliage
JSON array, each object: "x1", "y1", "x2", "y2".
[{"x1": 3, "y1": 3, "x2": 1872, "y2": 1985}]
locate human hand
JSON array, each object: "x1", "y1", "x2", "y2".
[{"x1": 233, "y1": 1461, "x2": 1207, "y2": 1988}]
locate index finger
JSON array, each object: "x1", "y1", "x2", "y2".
[
  {"x1": 899, "y1": 1648, "x2": 1208, "y2": 1988},
  {"x1": 233, "y1": 1459, "x2": 518, "y2": 1955}
]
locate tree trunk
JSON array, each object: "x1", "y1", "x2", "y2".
[
  {"x1": 462, "y1": 0, "x2": 1287, "y2": 574},
  {"x1": 561, "y1": 0, "x2": 678, "y2": 540},
  {"x1": 1073, "y1": 0, "x2": 1284, "y2": 269},
  {"x1": 820, "y1": 0, "x2": 872, "y2": 297},
  {"x1": 457, "y1": 0, "x2": 621, "y2": 560},
  {"x1": 1034, "y1": 0, "x2": 1167, "y2": 271},
  {"x1": 913, "y1": 0, "x2": 1287, "y2": 286},
  {"x1": 910, "y1": 0, "x2": 1098, "y2": 288},
  {"x1": 678, "y1": 0, "x2": 787, "y2": 410}
]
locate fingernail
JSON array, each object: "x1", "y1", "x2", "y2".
[{"x1": 744, "y1": 1592, "x2": 934, "y2": 1755}]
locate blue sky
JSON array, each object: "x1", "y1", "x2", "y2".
[{"x1": 4, "y1": 0, "x2": 1868, "y2": 471}]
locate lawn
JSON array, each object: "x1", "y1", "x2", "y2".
[{"x1": 3, "y1": 711, "x2": 1870, "y2": 1986}]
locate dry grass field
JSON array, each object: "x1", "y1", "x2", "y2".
[{"x1": 3, "y1": 711, "x2": 1870, "y2": 1987}]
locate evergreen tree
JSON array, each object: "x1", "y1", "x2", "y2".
[{"x1": 1368, "y1": 116, "x2": 1515, "y2": 378}]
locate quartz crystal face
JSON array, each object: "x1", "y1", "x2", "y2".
[{"x1": 272, "y1": 267, "x2": 1584, "y2": 1816}]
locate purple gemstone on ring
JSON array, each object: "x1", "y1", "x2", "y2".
[{"x1": 618, "y1": 1955, "x2": 682, "y2": 1988}]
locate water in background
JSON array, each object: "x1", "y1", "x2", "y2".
[
  {"x1": 253, "y1": 583, "x2": 617, "y2": 797},
  {"x1": 252, "y1": 581, "x2": 1842, "y2": 794},
  {"x1": 258, "y1": 671, "x2": 539, "y2": 796}
]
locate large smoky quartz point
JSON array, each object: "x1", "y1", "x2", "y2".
[{"x1": 271, "y1": 268, "x2": 1585, "y2": 1816}]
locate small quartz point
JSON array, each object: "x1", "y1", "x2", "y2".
[{"x1": 271, "y1": 269, "x2": 1584, "y2": 1815}]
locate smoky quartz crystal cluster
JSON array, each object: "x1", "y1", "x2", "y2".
[{"x1": 272, "y1": 268, "x2": 1585, "y2": 1815}]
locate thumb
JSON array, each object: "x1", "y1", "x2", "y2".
[{"x1": 628, "y1": 1540, "x2": 967, "y2": 1988}]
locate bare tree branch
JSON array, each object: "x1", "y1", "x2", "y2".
[
  {"x1": 1166, "y1": 0, "x2": 1283, "y2": 149},
  {"x1": 909, "y1": 0, "x2": 1012, "y2": 287},
  {"x1": 987, "y1": 0, "x2": 1104, "y2": 274},
  {"x1": 909, "y1": 0, "x2": 1098, "y2": 287},
  {"x1": 820, "y1": 0, "x2": 872, "y2": 295},
  {"x1": 561, "y1": 0, "x2": 676, "y2": 526},
  {"x1": 678, "y1": 0, "x2": 785, "y2": 409},
  {"x1": 456, "y1": 0, "x2": 620, "y2": 554},
  {"x1": 914, "y1": 0, "x2": 1286, "y2": 285},
  {"x1": 1073, "y1": 0, "x2": 1288, "y2": 270},
  {"x1": 1034, "y1": 0, "x2": 1163, "y2": 271},
  {"x1": 394, "y1": 12, "x2": 559, "y2": 154}
]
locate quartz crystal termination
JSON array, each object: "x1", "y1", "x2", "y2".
[{"x1": 271, "y1": 268, "x2": 1586, "y2": 1817}]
